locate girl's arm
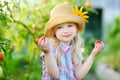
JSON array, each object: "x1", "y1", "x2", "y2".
[
  {"x1": 44, "y1": 52, "x2": 59, "y2": 79},
  {"x1": 38, "y1": 36, "x2": 59, "y2": 79},
  {"x1": 75, "y1": 52, "x2": 95, "y2": 80},
  {"x1": 75, "y1": 40, "x2": 104, "y2": 80}
]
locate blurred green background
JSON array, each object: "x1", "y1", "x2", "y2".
[{"x1": 0, "y1": 0, "x2": 120, "y2": 80}]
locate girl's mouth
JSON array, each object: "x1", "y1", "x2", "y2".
[{"x1": 63, "y1": 34, "x2": 71, "y2": 37}]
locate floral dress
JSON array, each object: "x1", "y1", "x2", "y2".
[{"x1": 40, "y1": 42, "x2": 82, "y2": 80}]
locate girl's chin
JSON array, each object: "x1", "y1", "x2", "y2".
[{"x1": 61, "y1": 40, "x2": 72, "y2": 43}]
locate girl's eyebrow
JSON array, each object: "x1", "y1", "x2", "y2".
[{"x1": 57, "y1": 25, "x2": 63, "y2": 28}]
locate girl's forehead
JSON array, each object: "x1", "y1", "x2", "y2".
[
  {"x1": 56, "y1": 22, "x2": 75, "y2": 27},
  {"x1": 52, "y1": 22, "x2": 77, "y2": 30},
  {"x1": 58, "y1": 22, "x2": 75, "y2": 26}
]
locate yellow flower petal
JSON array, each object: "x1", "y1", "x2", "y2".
[
  {"x1": 83, "y1": 15, "x2": 89, "y2": 18},
  {"x1": 83, "y1": 11, "x2": 88, "y2": 15},
  {"x1": 84, "y1": 19, "x2": 88, "y2": 22},
  {"x1": 75, "y1": 6, "x2": 79, "y2": 14},
  {"x1": 72, "y1": 9, "x2": 76, "y2": 14},
  {"x1": 80, "y1": 7, "x2": 83, "y2": 13},
  {"x1": 72, "y1": 6, "x2": 89, "y2": 23}
]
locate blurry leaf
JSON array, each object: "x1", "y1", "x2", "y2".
[
  {"x1": 86, "y1": 8, "x2": 98, "y2": 15},
  {"x1": 4, "y1": 1, "x2": 9, "y2": 6},
  {"x1": 0, "y1": 13, "x2": 7, "y2": 27},
  {"x1": 102, "y1": 15, "x2": 120, "y2": 72},
  {"x1": 0, "y1": 13, "x2": 6, "y2": 20},
  {"x1": 0, "y1": 4, "x2": 3, "y2": 8}
]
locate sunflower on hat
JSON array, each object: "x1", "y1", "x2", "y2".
[
  {"x1": 72, "y1": 6, "x2": 89, "y2": 23},
  {"x1": 45, "y1": 3, "x2": 89, "y2": 37}
]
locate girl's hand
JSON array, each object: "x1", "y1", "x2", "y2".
[
  {"x1": 37, "y1": 36, "x2": 50, "y2": 53},
  {"x1": 92, "y1": 40, "x2": 105, "y2": 57}
]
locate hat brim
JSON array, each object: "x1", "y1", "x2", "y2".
[{"x1": 45, "y1": 14, "x2": 85, "y2": 37}]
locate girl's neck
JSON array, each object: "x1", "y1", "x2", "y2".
[{"x1": 61, "y1": 41, "x2": 73, "y2": 46}]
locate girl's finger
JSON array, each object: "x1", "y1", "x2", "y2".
[
  {"x1": 97, "y1": 43, "x2": 104, "y2": 51},
  {"x1": 95, "y1": 43, "x2": 97, "y2": 48},
  {"x1": 38, "y1": 36, "x2": 46, "y2": 44},
  {"x1": 41, "y1": 36, "x2": 46, "y2": 42},
  {"x1": 100, "y1": 41, "x2": 105, "y2": 48},
  {"x1": 95, "y1": 40, "x2": 105, "y2": 48}
]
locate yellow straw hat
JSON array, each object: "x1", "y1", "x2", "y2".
[{"x1": 44, "y1": 3, "x2": 85, "y2": 37}]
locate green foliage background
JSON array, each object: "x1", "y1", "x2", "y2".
[
  {"x1": 100, "y1": 15, "x2": 120, "y2": 72},
  {"x1": 0, "y1": 0, "x2": 88, "y2": 79},
  {"x1": 0, "y1": 0, "x2": 120, "y2": 80}
]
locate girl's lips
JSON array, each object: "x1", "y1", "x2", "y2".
[{"x1": 63, "y1": 34, "x2": 71, "y2": 37}]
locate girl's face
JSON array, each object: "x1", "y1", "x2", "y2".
[{"x1": 54, "y1": 23, "x2": 77, "y2": 44}]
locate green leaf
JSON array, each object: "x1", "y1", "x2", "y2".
[
  {"x1": 0, "y1": 3, "x2": 3, "y2": 8},
  {"x1": 4, "y1": 1, "x2": 9, "y2": 6},
  {"x1": 0, "y1": 13, "x2": 6, "y2": 20}
]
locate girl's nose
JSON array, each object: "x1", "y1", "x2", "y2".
[{"x1": 63, "y1": 27, "x2": 69, "y2": 33}]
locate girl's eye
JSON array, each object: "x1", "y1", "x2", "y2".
[
  {"x1": 57, "y1": 26, "x2": 62, "y2": 29},
  {"x1": 68, "y1": 24, "x2": 73, "y2": 27}
]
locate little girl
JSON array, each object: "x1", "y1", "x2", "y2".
[{"x1": 38, "y1": 3, "x2": 104, "y2": 80}]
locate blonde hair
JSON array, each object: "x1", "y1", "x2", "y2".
[{"x1": 50, "y1": 23, "x2": 84, "y2": 67}]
